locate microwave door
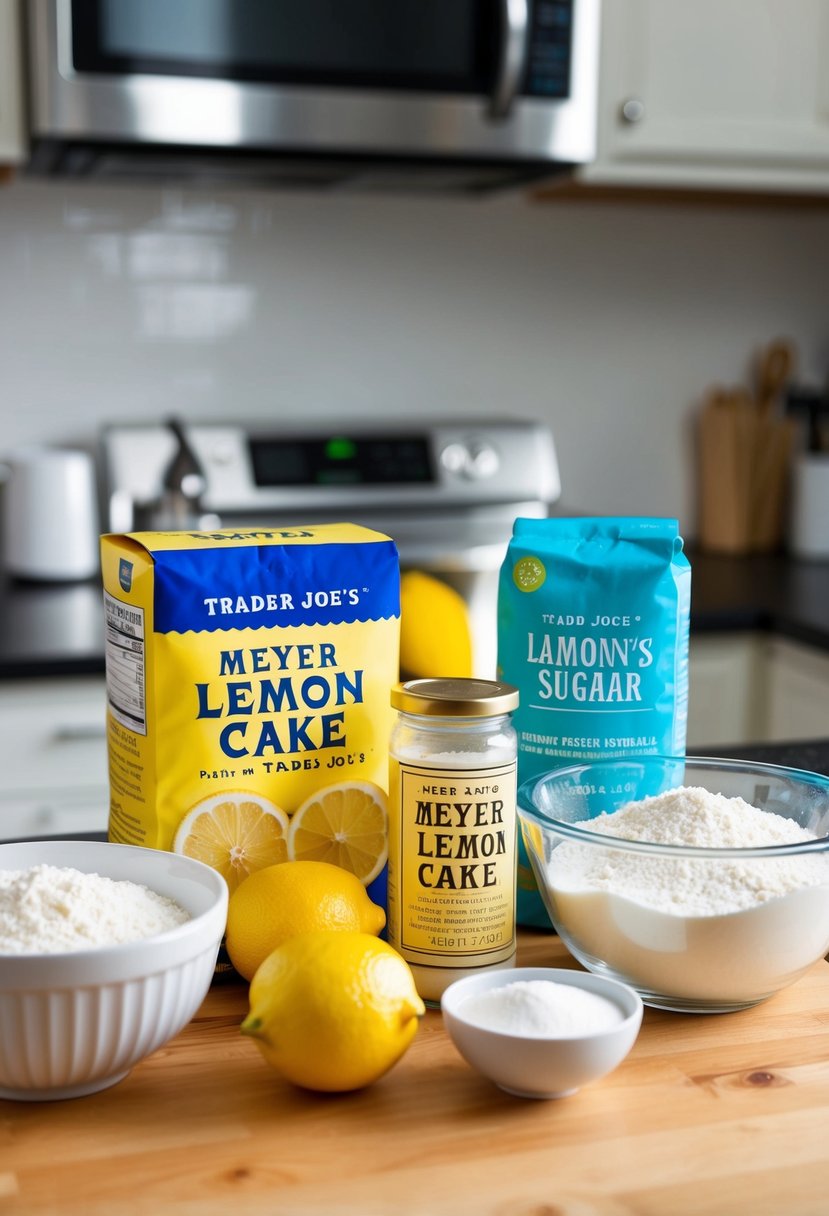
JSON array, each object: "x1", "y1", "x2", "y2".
[
  {"x1": 30, "y1": 0, "x2": 597, "y2": 173},
  {"x1": 66, "y1": 0, "x2": 509, "y2": 101}
]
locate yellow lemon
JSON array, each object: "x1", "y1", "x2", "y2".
[
  {"x1": 225, "y1": 859, "x2": 386, "y2": 981},
  {"x1": 399, "y1": 570, "x2": 473, "y2": 678},
  {"x1": 241, "y1": 932, "x2": 425, "y2": 1092},
  {"x1": 172, "y1": 791, "x2": 289, "y2": 895},
  {"x1": 287, "y1": 780, "x2": 388, "y2": 886}
]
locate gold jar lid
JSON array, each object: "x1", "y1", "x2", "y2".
[{"x1": 390, "y1": 678, "x2": 519, "y2": 717}]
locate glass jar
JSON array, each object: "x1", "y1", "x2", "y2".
[{"x1": 388, "y1": 677, "x2": 519, "y2": 1005}]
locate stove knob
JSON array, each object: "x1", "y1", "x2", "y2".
[
  {"x1": 440, "y1": 441, "x2": 500, "y2": 479},
  {"x1": 440, "y1": 443, "x2": 469, "y2": 474},
  {"x1": 466, "y1": 442, "x2": 499, "y2": 479}
]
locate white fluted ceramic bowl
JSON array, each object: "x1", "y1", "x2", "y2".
[{"x1": 0, "y1": 840, "x2": 228, "y2": 1101}]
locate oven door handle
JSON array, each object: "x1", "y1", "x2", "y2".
[{"x1": 490, "y1": 0, "x2": 530, "y2": 119}]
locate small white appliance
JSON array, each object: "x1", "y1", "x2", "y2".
[{"x1": 2, "y1": 447, "x2": 100, "y2": 582}]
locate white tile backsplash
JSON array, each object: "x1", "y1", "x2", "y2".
[{"x1": 1, "y1": 175, "x2": 828, "y2": 535}]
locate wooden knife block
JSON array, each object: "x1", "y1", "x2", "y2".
[{"x1": 697, "y1": 392, "x2": 796, "y2": 554}]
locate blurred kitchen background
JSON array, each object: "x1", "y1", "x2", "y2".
[
  {"x1": 2, "y1": 0, "x2": 829, "y2": 839},
  {"x1": 3, "y1": 1, "x2": 829, "y2": 524},
  {"x1": 4, "y1": 178, "x2": 829, "y2": 524}
]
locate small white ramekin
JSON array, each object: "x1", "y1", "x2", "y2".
[{"x1": 441, "y1": 966, "x2": 643, "y2": 1099}]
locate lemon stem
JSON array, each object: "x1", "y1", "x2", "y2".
[
  {"x1": 240, "y1": 1015, "x2": 264, "y2": 1039},
  {"x1": 402, "y1": 999, "x2": 426, "y2": 1025}
]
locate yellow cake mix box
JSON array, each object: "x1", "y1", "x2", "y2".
[{"x1": 100, "y1": 524, "x2": 400, "y2": 928}]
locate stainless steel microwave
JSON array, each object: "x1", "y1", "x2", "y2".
[{"x1": 27, "y1": 0, "x2": 601, "y2": 192}]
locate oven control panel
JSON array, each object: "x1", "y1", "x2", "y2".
[{"x1": 102, "y1": 418, "x2": 560, "y2": 529}]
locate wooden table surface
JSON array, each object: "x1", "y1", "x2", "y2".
[{"x1": 4, "y1": 932, "x2": 829, "y2": 1216}]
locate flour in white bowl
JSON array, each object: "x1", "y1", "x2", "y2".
[
  {"x1": 0, "y1": 864, "x2": 191, "y2": 954},
  {"x1": 547, "y1": 786, "x2": 829, "y2": 1006}
]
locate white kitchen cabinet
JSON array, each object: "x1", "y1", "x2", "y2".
[
  {"x1": 765, "y1": 637, "x2": 829, "y2": 741},
  {"x1": 689, "y1": 632, "x2": 829, "y2": 747},
  {"x1": 0, "y1": 677, "x2": 110, "y2": 840},
  {"x1": 580, "y1": 0, "x2": 829, "y2": 194},
  {"x1": 0, "y1": 0, "x2": 26, "y2": 164},
  {"x1": 687, "y1": 633, "x2": 766, "y2": 749}
]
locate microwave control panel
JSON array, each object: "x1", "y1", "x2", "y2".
[{"x1": 525, "y1": 1, "x2": 573, "y2": 99}]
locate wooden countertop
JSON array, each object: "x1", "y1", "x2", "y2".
[{"x1": 5, "y1": 932, "x2": 829, "y2": 1215}]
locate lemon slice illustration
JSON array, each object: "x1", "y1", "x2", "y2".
[
  {"x1": 173, "y1": 792, "x2": 289, "y2": 894},
  {"x1": 287, "y1": 781, "x2": 388, "y2": 886}
]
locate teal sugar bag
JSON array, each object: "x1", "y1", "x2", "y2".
[{"x1": 497, "y1": 517, "x2": 691, "y2": 927}]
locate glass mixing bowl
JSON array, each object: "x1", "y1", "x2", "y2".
[{"x1": 517, "y1": 756, "x2": 829, "y2": 1013}]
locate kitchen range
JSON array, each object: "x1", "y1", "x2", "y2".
[
  {"x1": 0, "y1": 416, "x2": 559, "y2": 844},
  {"x1": 101, "y1": 415, "x2": 561, "y2": 679}
]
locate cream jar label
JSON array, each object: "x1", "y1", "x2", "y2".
[{"x1": 388, "y1": 761, "x2": 517, "y2": 971}]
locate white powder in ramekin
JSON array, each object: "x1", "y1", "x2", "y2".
[
  {"x1": 460, "y1": 979, "x2": 624, "y2": 1036},
  {"x1": 0, "y1": 864, "x2": 190, "y2": 954},
  {"x1": 547, "y1": 786, "x2": 829, "y2": 1004}
]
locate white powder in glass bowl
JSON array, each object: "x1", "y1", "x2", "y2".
[
  {"x1": 546, "y1": 786, "x2": 829, "y2": 1008},
  {"x1": 0, "y1": 864, "x2": 191, "y2": 954}
]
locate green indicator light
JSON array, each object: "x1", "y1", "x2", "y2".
[{"x1": 326, "y1": 436, "x2": 357, "y2": 461}]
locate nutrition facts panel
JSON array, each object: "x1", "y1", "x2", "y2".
[{"x1": 104, "y1": 591, "x2": 147, "y2": 735}]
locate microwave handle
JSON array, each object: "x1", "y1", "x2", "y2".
[{"x1": 490, "y1": 0, "x2": 530, "y2": 119}]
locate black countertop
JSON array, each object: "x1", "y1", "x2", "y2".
[
  {"x1": 709, "y1": 738, "x2": 829, "y2": 777},
  {"x1": 689, "y1": 549, "x2": 829, "y2": 649},
  {"x1": 0, "y1": 572, "x2": 105, "y2": 679},
  {"x1": 4, "y1": 548, "x2": 829, "y2": 681}
]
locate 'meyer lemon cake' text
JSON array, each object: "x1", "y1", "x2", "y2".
[{"x1": 100, "y1": 526, "x2": 400, "y2": 940}]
